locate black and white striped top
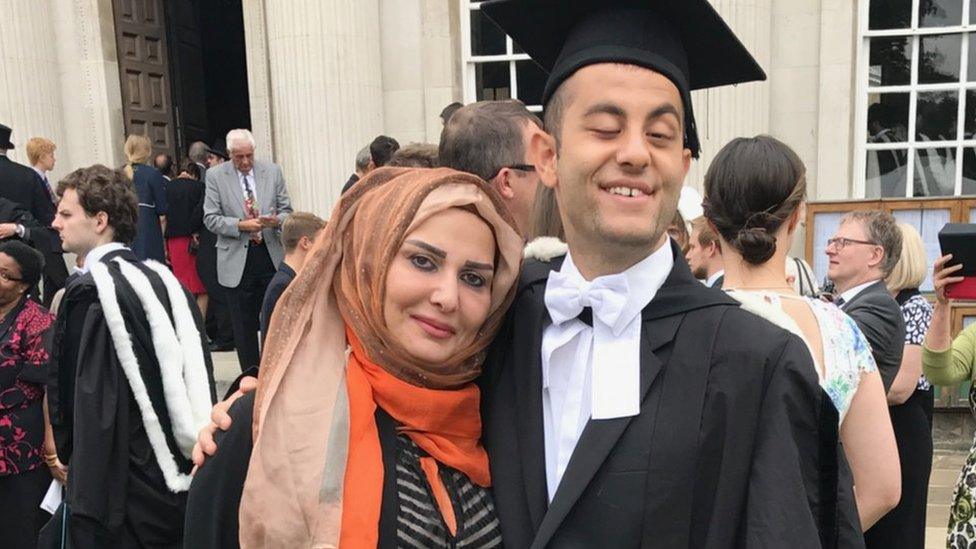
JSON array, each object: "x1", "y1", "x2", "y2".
[{"x1": 395, "y1": 434, "x2": 503, "y2": 548}]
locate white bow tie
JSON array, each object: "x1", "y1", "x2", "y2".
[
  {"x1": 544, "y1": 268, "x2": 641, "y2": 420},
  {"x1": 544, "y1": 270, "x2": 630, "y2": 334}
]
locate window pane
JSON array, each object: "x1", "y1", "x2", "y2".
[
  {"x1": 969, "y1": 37, "x2": 976, "y2": 81},
  {"x1": 475, "y1": 62, "x2": 510, "y2": 101},
  {"x1": 916, "y1": 90, "x2": 958, "y2": 140},
  {"x1": 966, "y1": 90, "x2": 976, "y2": 136},
  {"x1": 471, "y1": 9, "x2": 506, "y2": 56},
  {"x1": 963, "y1": 148, "x2": 976, "y2": 194},
  {"x1": 971, "y1": 0, "x2": 976, "y2": 24},
  {"x1": 867, "y1": 93, "x2": 910, "y2": 143},
  {"x1": 919, "y1": 0, "x2": 964, "y2": 28},
  {"x1": 870, "y1": 0, "x2": 912, "y2": 29},
  {"x1": 515, "y1": 61, "x2": 546, "y2": 106},
  {"x1": 865, "y1": 149, "x2": 909, "y2": 197},
  {"x1": 913, "y1": 147, "x2": 957, "y2": 196},
  {"x1": 869, "y1": 37, "x2": 911, "y2": 86},
  {"x1": 918, "y1": 34, "x2": 962, "y2": 83}
]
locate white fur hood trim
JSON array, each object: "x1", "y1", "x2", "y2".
[
  {"x1": 89, "y1": 260, "x2": 211, "y2": 493},
  {"x1": 523, "y1": 237, "x2": 568, "y2": 261}
]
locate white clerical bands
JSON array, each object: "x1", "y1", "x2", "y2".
[{"x1": 544, "y1": 270, "x2": 642, "y2": 419}]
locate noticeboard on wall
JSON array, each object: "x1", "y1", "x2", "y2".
[{"x1": 807, "y1": 197, "x2": 976, "y2": 410}]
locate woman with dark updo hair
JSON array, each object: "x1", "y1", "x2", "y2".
[{"x1": 703, "y1": 135, "x2": 900, "y2": 532}]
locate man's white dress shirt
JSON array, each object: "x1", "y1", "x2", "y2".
[
  {"x1": 837, "y1": 279, "x2": 878, "y2": 305},
  {"x1": 541, "y1": 241, "x2": 673, "y2": 501},
  {"x1": 79, "y1": 242, "x2": 127, "y2": 274},
  {"x1": 705, "y1": 269, "x2": 725, "y2": 288}
]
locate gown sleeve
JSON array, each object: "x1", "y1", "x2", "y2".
[
  {"x1": 183, "y1": 391, "x2": 255, "y2": 549},
  {"x1": 62, "y1": 301, "x2": 133, "y2": 545},
  {"x1": 742, "y1": 334, "x2": 841, "y2": 548}
]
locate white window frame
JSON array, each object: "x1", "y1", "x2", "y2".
[
  {"x1": 854, "y1": 0, "x2": 975, "y2": 198},
  {"x1": 459, "y1": 0, "x2": 543, "y2": 112}
]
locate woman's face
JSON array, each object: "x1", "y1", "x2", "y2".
[
  {"x1": 384, "y1": 207, "x2": 496, "y2": 365},
  {"x1": 0, "y1": 253, "x2": 28, "y2": 306}
]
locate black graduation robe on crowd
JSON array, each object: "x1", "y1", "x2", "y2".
[
  {"x1": 42, "y1": 248, "x2": 216, "y2": 547},
  {"x1": 480, "y1": 241, "x2": 852, "y2": 548}
]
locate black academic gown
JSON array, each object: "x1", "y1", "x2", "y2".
[
  {"x1": 481, "y1": 242, "x2": 849, "y2": 548},
  {"x1": 43, "y1": 248, "x2": 216, "y2": 548}
]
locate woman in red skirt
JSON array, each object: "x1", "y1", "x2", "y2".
[{"x1": 164, "y1": 160, "x2": 208, "y2": 317}]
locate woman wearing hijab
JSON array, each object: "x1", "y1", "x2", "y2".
[{"x1": 184, "y1": 166, "x2": 522, "y2": 548}]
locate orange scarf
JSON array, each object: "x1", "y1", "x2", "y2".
[{"x1": 340, "y1": 328, "x2": 490, "y2": 547}]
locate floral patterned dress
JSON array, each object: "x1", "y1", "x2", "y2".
[
  {"x1": 0, "y1": 299, "x2": 55, "y2": 476},
  {"x1": 727, "y1": 290, "x2": 878, "y2": 423},
  {"x1": 947, "y1": 385, "x2": 976, "y2": 547}
]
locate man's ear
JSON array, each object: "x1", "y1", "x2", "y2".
[
  {"x1": 868, "y1": 246, "x2": 885, "y2": 270},
  {"x1": 300, "y1": 235, "x2": 314, "y2": 252},
  {"x1": 533, "y1": 130, "x2": 559, "y2": 190},
  {"x1": 94, "y1": 211, "x2": 110, "y2": 235},
  {"x1": 492, "y1": 170, "x2": 516, "y2": 199}
]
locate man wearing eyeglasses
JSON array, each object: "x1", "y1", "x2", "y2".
[
  {"x1": 439, "y1": 99, "x2": 545, "y2": 235},
  {"x1": 826, "y1": 210, "x2": 906, "y2": 393}
]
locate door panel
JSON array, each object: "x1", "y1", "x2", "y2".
[{"x1": 113, "y1": 0, "x2": 176, "y2": 159}]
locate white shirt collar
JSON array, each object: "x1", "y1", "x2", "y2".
[
  {"x1": 559, "y1": 238, "x2": 674, "y2": 319},
  {"x1": 238, "y1": 168, "x2": 254, "y2": 179},
  {"x1": 705, "y1": 269, "x2": 725, "y2": 287},
  {"x1": 79, "y1": 242, "x2": 128, "y2": 274},
  {"x1": 33, "y1": 166, "x2": 47, "y2": 179},
  {"x1": 839, "y1": 279, "x2": 880, "y2": 304}
]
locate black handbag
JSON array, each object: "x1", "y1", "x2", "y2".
[{"x1": 37, "y1": 501, "x2": 72, "y2": 549}]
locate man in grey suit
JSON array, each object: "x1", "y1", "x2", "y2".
[
  {"x1": 204, "y1": 129, "x2": 292, "y2": 371},
  {"x1": 826, "y1": 210, "x2": 905, "y2": 393}
]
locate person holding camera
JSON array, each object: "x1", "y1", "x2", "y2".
[{"x1": 922, "y1": 253, "x2": 976, "y2": 548}]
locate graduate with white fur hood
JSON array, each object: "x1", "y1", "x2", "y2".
[{"x1": 41, "y1": 165, "x2": 215, "y2": 547}]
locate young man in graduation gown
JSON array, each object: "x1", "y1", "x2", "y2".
[
  {"x1": 477, "y1": 2, "x2": 850, "y2": 547},
  {"x1": 40, "y1": 165, "x2": 216, "y2": 547}
]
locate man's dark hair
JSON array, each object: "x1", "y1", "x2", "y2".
[
  {"x1": 439, "y1": 100, "x2": 543, "y2": 180},
  {"x1": 0, "y1": 240, "x2": 44, "y2": 288},
  {"x1": 369, "y1": 135, "x2": 400, "y2": 168},
  {"x1": 180, "y1": 159, "x2": 202, "y2": 180},
  {"x1": 440, "y1": 102, "x2": 463, "y2": 124},
  {"x1": 388, "y1": 143, "x2": 439, "y2": 168},
  {"x1": 57, "y1": 165, "x2": 139, "y2": 245}
]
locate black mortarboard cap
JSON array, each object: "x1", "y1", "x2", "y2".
[{"x1": 480, "y1": 0, "x2": 766, "y2": 157}]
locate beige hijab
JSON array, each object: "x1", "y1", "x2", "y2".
[{"x1": 239, "y1": 167, "x2": 523, "y2": 547}]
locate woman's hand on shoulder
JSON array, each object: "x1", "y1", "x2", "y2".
[{"x1": 191, "y1": 375, "x2": 258, "y2": 472}]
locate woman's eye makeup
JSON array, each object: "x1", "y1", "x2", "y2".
[
  {"x1": 460, "y1": 271, "x2": 488, "y2": 288},
  {"x1": 409, "y1": 254, "x2": 437, "y2": 271}
]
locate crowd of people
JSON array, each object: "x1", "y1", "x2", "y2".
[{"x1": 2, "y1": 0, "x2": 976, "y2": 548}]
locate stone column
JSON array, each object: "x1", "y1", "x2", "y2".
[
  {"x1": 242, "y1": 0, "x2": 274, "y2": 161},
  {"x1": 685, "y1": 0, "x2": 773, "y2": 194},
  {"x1": 53, "y1": 0, "x2": 127, "y2": 170},
  {"x1": 254, "y1": 0, "x2": 385, "y2": 216},
  {"x1": 0, "y1": 0, "x2": 69, "y2": 175}
]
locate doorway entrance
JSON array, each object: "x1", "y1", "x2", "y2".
[{"x1": 112, "y1": 0, "x2": 251, "y2": 166}]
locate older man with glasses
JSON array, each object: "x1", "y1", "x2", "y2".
[{"x1": 826, "y1": 210, "x2": 906, "y2": 395}]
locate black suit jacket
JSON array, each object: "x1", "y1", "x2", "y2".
[
  {"x1": 0, "y1": 156, "x2": 55, "y2": 225},
  {"x1": 481, "y1": 242, "x2": 848, "y2": 548},
  {"x1": 840, "y1": 280, "x2": 905, "y2": 392}
]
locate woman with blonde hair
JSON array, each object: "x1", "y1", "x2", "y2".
[
  {"x1": 123, "y1": 134, "x2": 168, "y2": 262},
  {"x1": 184, "y1": 167, "x2": 522, "y2": 547},
  {"x1": 864, "y1": 222, "x2": 935, "y2": 547}
]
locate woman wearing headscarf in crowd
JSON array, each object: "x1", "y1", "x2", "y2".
[
  {"x1": 165, "y1": 160, "x2": 208, "y2": 318},
  {"x1": 123, "y1": 134, "x2": 168, "y2": 262},
  {"x1": 0, "y1": 241, "x2": 58, "y2": 549},
  {"x1": 922, "y1": 253, "x2": 976, "y2": 548},
  {"x1": 701, "y1": 135, "x2": 900, "y2": 534},
  {"x1": 860, "y1": 222, "x2": 933, "y2": 548},
  {"x1": 183, "y1": 166, "x2": 522, "y2": 547}
]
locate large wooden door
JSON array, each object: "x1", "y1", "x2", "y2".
[{"x1": 113, "y1": 0, "x2": 176, "y2": 159}]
